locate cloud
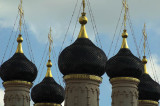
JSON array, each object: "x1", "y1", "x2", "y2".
[
  {"x1": 147, "y1": 54, "x2": 160, "y2": 82},
  {"x1": 0, "y1": 0, "x2": 160, "y2": 43},
  {"x1": 62, "y1": 101, "x2": 64, "y2": 106},
  {"x1": 30, "y1": 100, "x2": 34, "y2": 106},
  {"x1": 0, "y1": 89, "x2": 4, "y2": 106}
]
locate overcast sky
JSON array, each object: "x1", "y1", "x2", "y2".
[{"x1": 0, "y1": 0, "x2": 160, "y2": 106}]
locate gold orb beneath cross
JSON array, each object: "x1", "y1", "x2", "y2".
[{"x1": 79, "y1": 15, "x2": 88, "y2": 25}]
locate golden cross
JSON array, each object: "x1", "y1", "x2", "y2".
[
  {"x1": 48, "y1": 27, "x2": 53, "y2": 59},
  {"x1": 122, "y1": 0, "x2": 128, "y2": 29},
  {"x1": 143, "y1": 23, "x2": 147, "y2": 56},
  {"x1": 18, "y1": 0, "x2": 24, "y2": 34},
  {"x1": 83, "y1": 0, "x2": 85, "y2": 13}
]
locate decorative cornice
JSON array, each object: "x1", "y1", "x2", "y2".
[
  {"x1": 139, "y1": 100, "x2": 158, "y2": 105},
  {"x1": 3, "y1": 80, "x2": 32, "y2": 86},
  {"x1": 34, "y1": 103, "x2": 61, "y2": 106},
  {"x1": 110, "y1": 77, "x2": 139, "y2": 83},
  {"x1": 64, "y1": 74, "x2": 102, "y2": 82}
]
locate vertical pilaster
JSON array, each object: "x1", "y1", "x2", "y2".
[
  {"x1": 64, "y1": 74, "x2": 102, "y2": 106},
  {"x1": 3, "y1": 81, "x2": 32, "y2": 106},
  {"x1": 110, "y1": 77, "x2": 140, "y2": 106},
  {"x1": 138, "y1": 100, "x2": 159, "y2": 106}
]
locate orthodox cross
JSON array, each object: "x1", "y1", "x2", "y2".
[
  {"x1": 122, "y1": 0, "x2": 128, "y2": 29},
  {"x1": 48, "y1": 27, "x2": 53, "y2": 60},
  {"x1": 143, "y1": 24, "x2": 147, "y2": 56},
  {"x1": 18, "y1": 0, "x2": 24, "y2": 34},
  {"x1": 83, "y1": 0, "x2": 85, "y2": 13}
]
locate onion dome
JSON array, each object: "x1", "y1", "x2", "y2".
[
  {"x1": 138, "y1": 56, "x2": 160, "y2": 101},
  {"x1": 58, "y1": 10, "x2": 107, "y2": 77},
  {"x1": 31, "y1": 60, "x2": 65, "y2": 104},
  {"x1": 106, "y1": 30, "x2": 143, "y2": 79},
  {"x1": 0, "y1": 34, "x2": 37, "y2": 82},
  {"x1": 139, "y1": 24, "x2": 160, "y2": 101}
]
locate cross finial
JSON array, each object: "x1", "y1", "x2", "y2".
[
  {"x1": 143, "y1": 23, "x2": 147, "y2": 56},
  {"x1": 16, "y1": 0, "x2": 24, "y2": 53},
  {"x1": 48, "y1": 27, "x2": 53, "y2": 60},
  {"x1": 18, "y1": 0, "x2": 24, "y2": 34},
  {"x1": 83, "y1": 0, "x2": 85, "y2": 13},
  {"x1": 122, "y1": 0, "x2": 128, "y2": 29},
  {"x1": 142, "y1": 23, "x2": 148, "y2": 74}
]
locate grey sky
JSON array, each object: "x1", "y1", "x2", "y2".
[{"x1": 0, "y1": 0, "x2": 160, "y2": 42}]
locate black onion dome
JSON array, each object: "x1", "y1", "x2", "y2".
[
  {"x1": 58, "y1": 38, "x2": 107, "y2": 77},
  {"x1": 31, "y1": 77, "x2": 65, "y2": 104},
  {"x1": 106, "y1": 48, "x2": 143, "y2": 79},
  {"x1": 138, "y1": 73, "x2": 160, "y2": 101},
  {"x1": 0, "y1": 53, "x2": 37, "y2": 82}
]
